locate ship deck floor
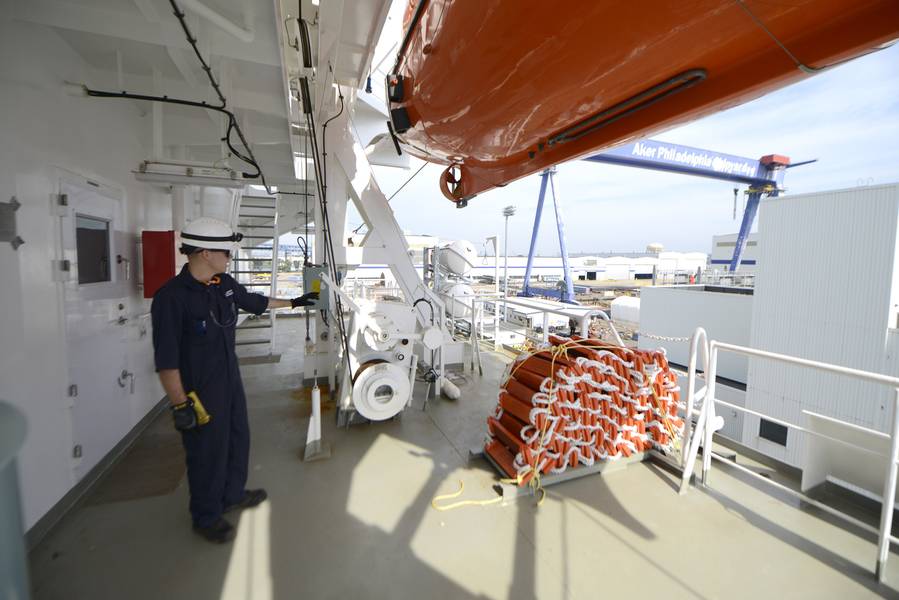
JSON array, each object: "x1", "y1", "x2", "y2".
[{"x1": 28, "y1": 317, "x2": 899, "y2": 599}]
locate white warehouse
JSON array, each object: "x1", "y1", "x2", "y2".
[
  {"x1": 343, "y1": 250, "x2": 708, "y2": 286},
  {"x1": 709, "y1": 232, "x2": 759, "y2": 272},
  {"x1": 640, "y1": 183, "x2": 899, "y2": 498},
  {"x1": 743, "y1": 184, "x2": 899, "y2": 466}
]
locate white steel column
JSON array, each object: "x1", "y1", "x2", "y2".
[
  {"x1": 171, "y1": 188, "x2": 185, "y2": 230},
  {"x1": 152, "y1": 68, "x2": 163, "y2": 161},
  {"x1": 269, "y1": 195, "x2": 280, "y2": 356},
  {"x1": 332, "y1": 113, "x2": 444, "y2": 329},
  {"x1": 485, "y1": 235, "x2": 499, "y2": 350}
]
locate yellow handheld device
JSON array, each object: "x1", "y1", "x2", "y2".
[{"x1": 186, "y1": 391, "x2": 212, "y2": 425}]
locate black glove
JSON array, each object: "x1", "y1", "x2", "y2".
[
  {"x1": 171, "y1": 399, "x2": 198, "y2": 431},
  {"x1": 291, "y1": 292, "x2": 319, "y2": 308}
]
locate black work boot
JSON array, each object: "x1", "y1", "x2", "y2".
[
  {"x1": 224, "y1": 489, "x2": 268, "y2": 513},
  {"x1": 192, "y1": 518, "x2": 236, "y2": 544}
]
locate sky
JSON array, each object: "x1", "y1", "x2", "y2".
[{"x1": 362, "y1": 42, "x2": 899, "y2": 257}]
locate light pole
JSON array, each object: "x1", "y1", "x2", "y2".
[{"x1": 502, "y1": 205, "x2": 515, "y2": 325}]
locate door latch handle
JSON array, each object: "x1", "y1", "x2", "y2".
[{"x1": 117, "y1": 369, "x2": 135, "y2": 394}]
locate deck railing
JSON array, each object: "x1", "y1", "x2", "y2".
[
  {"x1": 467, "y1": 294, "x2": 624, "y2": 349},
  {"x1": 680, "y1": 328, "x2": 899, "y2": 582}
]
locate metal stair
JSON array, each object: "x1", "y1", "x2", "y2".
[{"x1": 231, "y1": 192, "x2": 280, "y2": 355}]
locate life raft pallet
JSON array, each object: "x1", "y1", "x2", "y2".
[{"x1": 468, "y1": 446, "x2": 647, "y2": 502}]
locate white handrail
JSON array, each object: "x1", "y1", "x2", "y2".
[
  {"x1": 319, "y1": 273, "x2": 360, "y2": 314},
  {"x1": 712, "y1": 398, "x2": 891, "y2": 458},
  {"x1": 712, "y1": 340, "x2": 899, "y2": 387},
  {"x1": 681, "y1": 332, "x2": 899, "y2": 582},
  {"x1": 679, "y1": 327, "x2": 709, "y2": 477},
  {"x1": 473, "y1": 295, "x2": 625, "y2": 346}
]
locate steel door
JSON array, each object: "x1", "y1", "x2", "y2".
[{"x1": 58, "y1": 176, "x2": 130, "y2": 481}]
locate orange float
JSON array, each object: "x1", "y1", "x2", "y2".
[{"x1": 484, "y1": 335, "x2": 685, "y2": 484}]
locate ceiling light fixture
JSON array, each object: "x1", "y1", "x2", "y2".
[{"x1": 133, "y1": 160, "x2": 246, "y2": 188}]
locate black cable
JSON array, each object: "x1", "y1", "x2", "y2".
[
  {"x1": 303, "y1": 129, "x2": 310, "y2": 264},
  {"x1": 298, "y1": 19, "x2": 313, "y2": 70},
  {"x1": 295, "y1": 236, "x2": 309, "y2": 263},
  {"x1": 83, "y1": 1, "x2": 320, "y2": 201},
  {"x1": 301, "y1": 127, "x2": 312, "y2": 342},
  {"x1": 168, "y1": 1, "x2": 225, "y2": 105},
  {"x1": 301, "y1": 92, "x2": 353, "y2": 379},
  {"x1": 166, "y1": 0, "x2": 266, "y2": 182},
  {"x1": 164, "y1": 0, "x2": 306, "y2": 198},
  {"x1": 412, "y1": 297, "x2": 436, "y2": 324},
  {"x1": 223, "y1": 118, "x2": 256, "y2": 168},
  {"x1": 387, "y1": 161, "x2": 427, "y2": 201},
  {"x1": 323, "y1": 84, "x2": 346, "y2": 129},
  {"x1": 320, "y1": 86, "x2": 346, "y2": 275},
  {"x1": 413, "y1": 292, "x2": 439, "y2": 394},
  {"x1": 90, "y1": 0, "x2": 337, "y2": 362},
  {"x1": 293, "y1": 76, "x2": 352, "y2": 381},
  {"x1": 391, "y1": 0, "x2": 429, "y2": 75},
  {"x1": 314, "y1": 155, "x2": 351, "y2": 363},
  {"x1": 83, "y1": 86, "x2": 261, "y2": 177},
  {"x1": 320, "y1": 71, "x2": 345, "y2": 215},
  {"x1": 84, "y1": 87, "x2": 219, "y2": 111},
  {"x1": 311, "y1": 81, "x2": 344, "y2": 285}
]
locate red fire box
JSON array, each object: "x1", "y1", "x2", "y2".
[{"x1": 141, "y1": 230, "x2": 177, "y2": 298}]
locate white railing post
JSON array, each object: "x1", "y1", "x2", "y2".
[
  {"x1": 494, "y1": 299, "x2": 500, "y2": 352},
  {"x1": 481, "y1": 298, "x2": 487, "y2": 341},
  {"x1": 269, "y1": 195, "x2": 280, "y2": 356},
  {"x1": 701, "y1": 344, "x2": 719, "y2": 487},
  {"x1": 682, "y1": 327, "x2": 708, "y2": 467},
  {"x1": 449, "y1": 292, "x2": 456, "y2": 335},
  {"x1": 876, "y1": 388, "x2": 899, "y2": 582},
  {"x1": 592, "y1": 310, "x2": 625, "y2": 346},
  {"x1": 676, "y1": 337, "x2": 899, "y2": 578},
  {"x1": 469, "y1": 303, "x2": 478, "y2": 372},
  {"x1": 679, "y1": 355, "x2": 712, "y2": 493}
]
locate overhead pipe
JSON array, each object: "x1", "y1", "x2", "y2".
[{"x1": 178, "y1": 0, "x2": 254, "y2": 43}]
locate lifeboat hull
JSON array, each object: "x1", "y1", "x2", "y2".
[{"x1": 388, "y1": 0, "x2": 899, "y2": 203}]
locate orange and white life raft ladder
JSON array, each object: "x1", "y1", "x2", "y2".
[{"x1": 484, "y1": 335, "x2": 685, "y2": 487}]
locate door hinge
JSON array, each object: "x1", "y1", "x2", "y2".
[
  {"x1": 53, "y1": 259, "x2": 72, "y2": 282},
  {"x1": 52, "y1": 193, "x2": 71, "y2": 216},
  {"x1": 1, "y1": 196, "x2": 24, "y2": 250},
  {"x1": 72, "y1": 444, "x2": 82, "y2": 459},
  {"x1": 65, "y1": 384, "x2": 78, "y2": 408}
]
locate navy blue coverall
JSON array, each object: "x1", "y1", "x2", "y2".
[{"x1": 151, "y1": 265, "x2": 268, "y2": 528}]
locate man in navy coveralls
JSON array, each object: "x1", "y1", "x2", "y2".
[{"x1": 151, "y1": 217, "x2": 317, "y2": 543}]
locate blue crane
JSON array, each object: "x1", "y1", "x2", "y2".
[
  {"x1": 519, "y1": 139, "x2": 807, "y2": 302},
  {"x1": 519, "y1": 167, "x2": 577, "y2": 303}
]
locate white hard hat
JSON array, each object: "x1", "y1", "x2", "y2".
[{"x1": 180, "y1": 217, "x2": 243, "y2": 251}]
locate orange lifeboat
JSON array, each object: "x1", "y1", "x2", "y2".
[{"x1": 387, "y1": 0, "x2": 899, "y2": 205}]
